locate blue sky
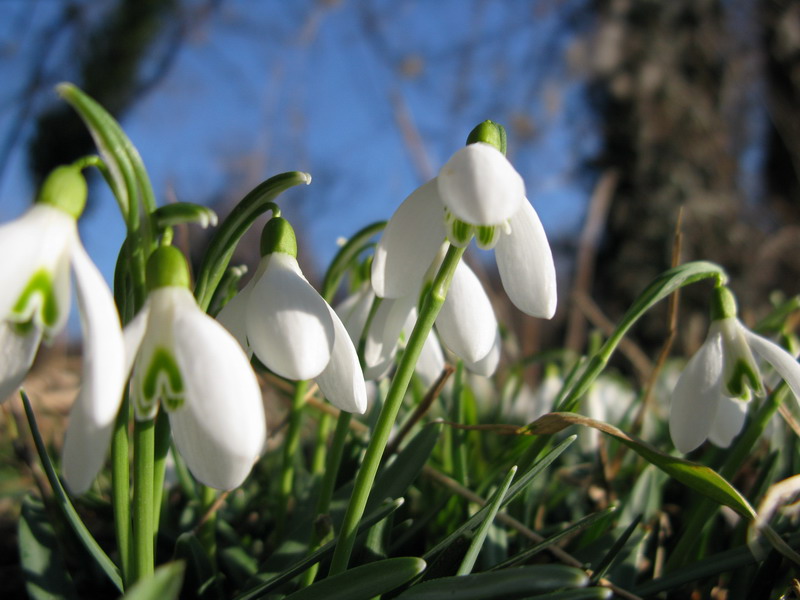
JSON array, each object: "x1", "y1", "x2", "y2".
[{"x1": 0, "y1": 0, "x2": 594, "y2": 306}]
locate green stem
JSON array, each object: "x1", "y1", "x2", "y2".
[
  {"x1": 301, "y1": 411, "x2": 352, "y2": 587},
  {"x1": 132, "y1": 418, "x2": 155, "y2": 583},
  {"x1": 449, "y1": 362, "x2": 468, "y2": 487},
  {"x1": 328, "y1": 244, "x2": 465, "y2": 575},
  {"x1": 111, "y1": 395, "x2": 132, "y2": 587},
  {"x1": 199, "y1": 485, "x2": 218, "y2": 568},
  {"x1": 310, "y1": 412, "x2": 333, "y2": 478},
  {"x1": 152, "y1": 411, "x2": 172, "y2": 541},
  {"x1": 279, "y1": 380, "x2": 310, "y2": 527}
]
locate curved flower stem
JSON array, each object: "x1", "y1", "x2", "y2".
[
  {"x1": 329, "y1": 244, "x2": 466, "y2": 575},
  {"x1": 278, "y1": 380, "x2": 310, "y2": 530},
  {"x1": 111, "y1": 395, "x2": 132, "y2": 587},
  {"x1": 132, "y1": 418, "x2": 155, "y2": 583}
]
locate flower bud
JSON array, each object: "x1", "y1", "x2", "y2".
[
  {"x1": 260, "y1": 217, "x2": 297, "y2": 258},
  {"x1": 466, "y1": 120, "x2": 507, "y2": 155},
  {"x1": 146, "y1": 246, "x2": 191, "y2": 291},
  {"x1": 36, "y1": 166, "x2": 87, "y2": 219}
]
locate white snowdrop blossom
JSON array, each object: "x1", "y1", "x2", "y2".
[
  {"x1": 118, "y1": 246, "x2": 266, "y2": 491},
  {"x1": 670, "y1": 286, "x2": 800, "y2": 454},
  {"x1": 0, "y1": 167, "x2": 126, "y2": 494},
  {"x1": 372, "y1": 138, "x2": 557, "y2": 321},
  {"x1": 218, "y1": 217, "x2": 367, "y2": 415}
]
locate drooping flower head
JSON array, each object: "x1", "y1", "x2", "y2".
[
  {"x1": 371, "y1": 120, "x2": 557, "y2": 323},
  {"x1": 669, "y1": 285, "x2": 800, "y2": 453},
  {"x1": 218, "y1": 217, "x2": 367, "y2": 414},
  {"x1": 114, "y1": 246, "x2": 266, "y2": 491}
]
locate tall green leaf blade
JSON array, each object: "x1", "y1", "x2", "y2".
[
  {"x1": 18, "y1": 495, "x2": 78, "y2": 600},
  {"x1": 282, "y1": 557, "x2": 425, "y2": 600},
  {"x1": 119, "y1": 562, "x2": 185, "y2": 600}
]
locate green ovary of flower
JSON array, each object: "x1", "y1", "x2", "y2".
[
  {"x1": 725, "y1": 358, "x2": 762, "y2": 399},
  {"x1": 11, "y1": 269, "x2": 58, "y2": 332},
  {"x1": 142, "y1": 347, "x2": 184, "y2": 412}
]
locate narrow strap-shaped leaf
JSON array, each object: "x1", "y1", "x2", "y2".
[
  {"x1": 490, "y1": 507, "x2": 617, "y2": 571},
  {"x1": 321, "y1": 220, "x2": 386, "y2": 301},
  {"x1": 232, "y1": 498, "x2": 404, "y2": 600},
  {"x1": 524, "y1": 589, "x2": 613, "y2": 600},
  {"x1": 193, "y1": 171, "x2": 311, "y2": 311},
  {"x1": 18, "y1": 494, "x2": 79, "y2": 600},
  {"x1": 283, "y1": 557, "x2": 425, "y2": 600},
  {"x1": 590, "y1": 515, "x2": 643, "y2": 583},
  {"x1": 456, "y1": 466, "x2": 516, "y2": 575},
  {"x1": 395, "y1": 565, "x2": 589, "y2": 599},
  {"x1": 120, "y1": 562, "x2": 185, "y2": 600},
  {"x1": 525, "y1": 412, "x2": 757, "y2": 521},
  {"x1": 423, "y1": 435, "x2": 575, "y2": 561},
  {"x1": 20, "y1": 391, "x2": 124, "y2": 592},
  {"x1": 152, "y1": 203, "x2": 218, "y2": 231}
]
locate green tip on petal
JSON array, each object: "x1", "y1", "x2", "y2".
[
  {"x1": 466, "y1": 120, "x2": 507, "y2": 155},
  {"x1": 260, "y1": 217, "x2": 297, "y2": 258},
  {"x1": 725, "y1": 358, "x2": 763, "y2": 399},
  {"x1": 710, "y1": 286, "x2": 738, "y2": 321},
  {"x1": 146, "y1": 246, "x2": 191, "y2": 291},
  {"x1": 36, "y1": 166, "x2": 87, "y2": 219}
]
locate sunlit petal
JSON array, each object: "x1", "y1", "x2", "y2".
[
  {"x1": 364, "y1": 294, "x2": 415, "y2": 379},
  {"x1": 371, "y1": 179, "x2": 446, "y2": 299},
  {"x1": 670, "y1": 333, "x2": 724, "y2": 453},
  {"x1": 436, "y1": 260, "x2": 496, "y2": 364},
  {"x1": 334, "y1": 283, "x2": 374, "y2": 345},
  {"x1": 316, "y1": 304, "x2": 367, "y2": 414},
  {"x1": 415, "y1": 329, "x2": 446, "y2": 389},
  {"x1": 0, "y1": 322, "x2": 41, "y2": 402},
  {"x1": 744, "y1": 329, "x2": 800, "y2": 404},
  {"x1": 437, "y1": 143, "x2": 525, "y2": 225},
  {"x1": 169, "y1": 299, "x2": 266, "y2": 490},
  {"x1": 61, "y1": 240, "x2": 126, "y2": 493},
  {"x1": 462, "y1": 329, "x2": 501, "y2": 378},
  {"x1": 246, "y1": 253, "x2": 333, "y2": 380},
  {"x1": 708, "y1": 396, "x2": 748, "y2": 448},
  {"x1": 495, "y1": 201, "x2": 557, "y2": 319},
  {"x1": 216, "y1": 266, "x2": 259, "y2": 354},
  {"x1": 122, "y1": 302, "x2": 150, "y2": 377}
]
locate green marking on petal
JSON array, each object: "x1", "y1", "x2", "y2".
[
  {"x1": 11, "y1": 269, "x2": 59, "y2": 330},
  {"x1": 725, "y1": 358, "x2": 763, "y2": 399},
  {"x1": 475, "y1": 224, "x2": 500, "y2": 250},
  {"x1": 142, "y1": 347, "x2": 184, "y2": 410},
  {"x1": 445, "y1": 213, "x2": 473, "y2": 247}
]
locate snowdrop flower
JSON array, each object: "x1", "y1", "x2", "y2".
[
  {"x1": 0, "y1": 166, "x2": 125, "y2": 494},
  {"x1": 115, "y1": 245, "x2": 266, "y2": 491},
  {"x1": 670, "y1": 286, "x2": 800, "y2": 453},
  {"x1": 218, "y1": 217, "x2": 367, "y2": 414},
  {"x1": 372, "y1": 121, "x2": 557, "y2": 321},
  {"x1": 0, "y1": 167, "x2": 124, "y2": 413}
]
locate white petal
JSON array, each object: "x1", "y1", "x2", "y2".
[
  {"x1": 334, "y1": 283, "x2": 374, "y2": 345},
  {"x1": 436, "y1": 260, "x2": 497, "y2": 364},
  {"x1": 246, "y1": 253, "x2": 333, "y2": 380},
  {"x1": 463, "y1": 329, "x2": 501, "y2": 378},
  {"x1": 0, "y1": 205, "x2": 76, "y2": 337},
  {"x1": 415, "y1": 330, "x2": 446, "y2": 389},
  {"x1": 122, "y1": 303, "x2": 151, "y2": 377},
  {"x1": 708, "y1": 396, "x2": 748, "y2": 448},
  {"x1": 669, "y1": 333, "x2": 724, "y2": 453},
  {"x1": 169, "y1": 299, "x2": 266, "y2": 490},
  {"x1": 0, "y1": 321, "x2": 41, "y2": 402},
  {"x1": 364, "y1": 295, "x2": 415, "y2": 379},
  {"x1": 495, "y1": 201, "x2": 557, "y2": 318},
  {"x1": 371, "y1": 179, "x2": 446, "y2": 299},
  {"x1": 216, "y1": 269, "x2": 258, "y2": 354},
  {"x1": 437, "y1": 143, "x2": 525, "y2": 225},
  {"x1": 316, "y1": 304, "x2": 367, "y2": 414},
  {"x1": 744, "y1": 329, "x2": 800, "y2": 404},
  {"x1": 61, "y1": 241, "x2": 126, "y2": 494}
]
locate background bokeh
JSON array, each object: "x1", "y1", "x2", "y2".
[{"x1": 1, "y1": 0, "x2": 799, "y2": 356}]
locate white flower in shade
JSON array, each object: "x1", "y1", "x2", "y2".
[
  {"x1": 218, "y1": 217, "x2": 367, "y2": 415},
  {"x1": 114, "y1": 246, "x2": 266, "y2": 491},
  {"x1": 0, "y1": 166, "x2": 125, "y2": 494},
  {"x1": 669, "y1": 286, "x2": 800, "y2": 454},
  {"x1": 372, "y1": 135, "x2": 557, "y2": 320}
]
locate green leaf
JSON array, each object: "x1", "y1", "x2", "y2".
[
  {"x1": 321, "y1": 221, "x2": 386, "y2": 301},
  {"x1": 395, "y1": 565, "x2": 589, "y2": 599},
  {"x1": 456, "y1": 466, "x2": 516, "y2": 575},
  {"x1": 119, "y1": 562, "x2": 185, "y2": 600},
  {"x1": 193, "y1": 171, "x2": 312, "y2": 311},
  {"x1": 152, "y1": 203, "x2": 218, "y2": 231},
  {"x1": 173, "y1": 532, "x2": 215, "y2": 599},
  {"x1": 526, "y1": 590, "x2": 613, "y2": 600},
  {"x1": 423, "y1": 435, "x2": 576, "y2": 562},
  {"x1": 590, "y1": 515, "x2": 642, "y2": 583},
  {"x1": 18, "y1": 495, "x2": 78, "y2": 600},
  {"x1": 282, "y1": 557, "x2": 425, "y2": 600},
  {"x1": 525, "y1": 412, "x2": 757, "y2": 521},
  {"x1": 20, "y1": 391, "x2": 124, "y2": 592}
]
